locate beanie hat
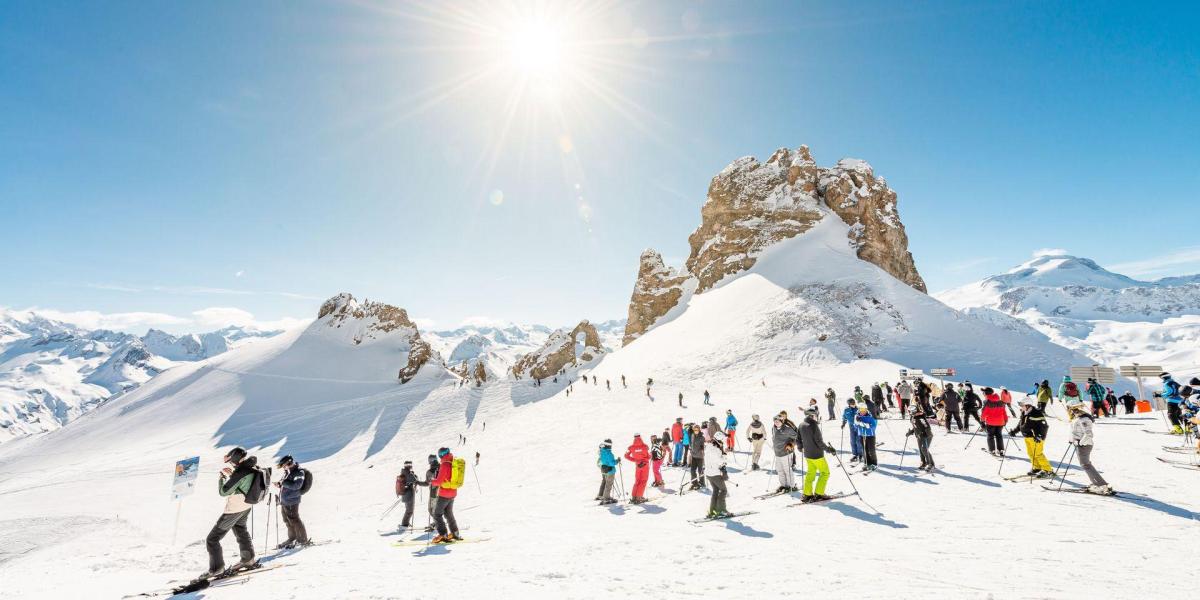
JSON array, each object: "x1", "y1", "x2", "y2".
[{"x1": 403, "y1": 460, "x2": 413, "y2": 467}]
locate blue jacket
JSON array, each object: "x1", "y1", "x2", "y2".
[
  {"x1": 842, "y1": 406, "x2": 858, "y2": 430},
  {"x1": 682, "y1": 429, "x2": 691, "y2": 445},
  {"x1": 1086, "y1": 382, "x2": 1106, "y2": 402},
  {"x1": 278, "y1": 465, "x2": 306, "y2": 506},
  {"x1": 725, "y1": 414, "x2": 738, "y2": 429},
  {"x1": 598, "y1": 447, "x2": 618, "y2": 473},
  {"x1": 854, "y1": 413, "x2": 877, "y2": 437},
  {"x1": 1163, "y1": 379, "x2": 1182, "y2": 404}
]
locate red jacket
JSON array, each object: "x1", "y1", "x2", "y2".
[
  {"x1": 625, "y1": 439, "x2": 650, "y2": 468},
  {"x1": 982, "y1": 394, "x2": 1009, "y2": 426},
  {"x1": 430, "y1": 453, "x2": 457, "y2": 498},
  {"x1": 1000, "y1": 389, "x2": 1012, "y2": 405},
  {"x1": 670, "y1": 422, "x2": 683, "y2": 442}
]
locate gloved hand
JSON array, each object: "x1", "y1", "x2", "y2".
[
  {"x1": 825, "y1": 444, "x2": 836, "y2": 453},
  {"x1": 905, "y1": 430, "x2": 913, "y2": 438},
  {"x1": 1008, "y1": 429, "x2": 1017, "y2": 436}
]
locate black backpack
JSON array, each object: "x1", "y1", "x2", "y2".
[
  {"x1": 244, "y1": 466, "x2": 271, "y2": 505},
  {"x1": 299, "y1": 468, "x2": 314, "y2": 495}
]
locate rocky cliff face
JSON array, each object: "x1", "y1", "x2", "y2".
[
  {"x1": 317, "y1": 293, "x2": 438, "y2": 383},
  {"x1": 623, "y1": 145, "x2": 926, "y2": 345},
  {"x1": 511, "y1": 320, "x2": 605, "y2": 380}
]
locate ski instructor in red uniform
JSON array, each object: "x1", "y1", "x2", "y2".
[{"x1": 624, "y1": 435, "x2": 651, "y2": 504}]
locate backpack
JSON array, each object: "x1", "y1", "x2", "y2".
[
  {"x1": 440, "y1": 458, "x2": 466, "y2": 491},
  {"x1": 299, "y1": 468, "x2": 313, "y2": 495},
  {"x1": 244, "y1": 466, "x2": 270, "y2": 505},
  {"x1": 1064, "y1": 382, "x2": 1079, "y2": 398}
]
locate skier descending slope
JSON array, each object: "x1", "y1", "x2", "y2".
[
  {"x1": 429, "y1": 448, "x2": 463, "y2": 543},
  {"x1": 625, "y1": 435, "x2": 652, "y2": 504},
  {"x1": 771, "y1": 415, "x2": 799, "y2": 492},
  {"x1": 798, "y1": 407, "x2": 836, "y2": 502},
  {"x1": 1067, "y1": 403, "x2": 1113, "y2": 494},
  {"x1": 395, "y1": 460, "x2": 428, "y2": 530},
  {"x1": 203, "y1": 447, "x2": 260, "y2": 578},
  {"x1": 906, "y1": 403, "x2": 935, "y2": 471},
  {"x1": 1010, "y1": 398, "x2": 1052, "y2": 478},
  {"x1": 596, "y1": 440, "x2": 618, "y2": 505},
  {"x1": 704, "y1": 431, "x2": 731, "y2": 519},
  {"x1": 981, "y1": 387, "x2": 1009, "y2": 456},
  {"x1": 746, "y1": 415, "x2": 767, "y2": 470},
  {"x1": 842, "y1": 399, "x2": 863, "y2": 463},
  {"x1": 853, "y1": 405, "x2": 878, "y2": 471},
  {"x1": 724, "y1": 410, "x2": 738, "y2": 451}
]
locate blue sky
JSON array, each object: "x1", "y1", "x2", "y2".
[{"x1": 2, "y1": 1, "x2": 1198, "y2": 334}]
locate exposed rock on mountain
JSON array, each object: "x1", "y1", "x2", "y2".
[
  {"x1": 624, "y1": 250, "x2": 693, "y2": 345},
  {"x1": 511, "y1": 320, "x2": 605, "y2": 380},
  {"x1": 317, "y1": 293, "x2": 438, "y2": 383}
]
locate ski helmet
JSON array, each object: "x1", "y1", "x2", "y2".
[
  {"x1": 1190, "y1": 377, "x2": 1200, "y2": 386},
  {"x1": 804, "y1": 406, "x2": 818, "y2": 416},
  {"x1": 437, "y1": 447, "x2": 449, "y2": 457},
  {"x1": 224, "y1": 447, "x2": 247, "y2": 464},
  {"x1": 276, "y1": 455, "x2": 294, "y2": 468},
  {"x1": 403, "y1": 460, "x2": 413, "y2": 467},
  {"x1": 712, "y1": 430, "x2": 727, "y2": 443}
]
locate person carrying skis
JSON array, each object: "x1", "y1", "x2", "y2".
[
  {"x1": 897, "y1": 380, "x2": 913, "y2": 418},
  {"x1": 1085, "y1": 378, "x2": 1108, "y2": 418},
  {"x1": 905, "y1": 403, "x2": 935, "y2": 472},
  {"x1": 1000, "y1": 386, "x2": 1016, "y2": 418},
  {"x1": 724, "y1": 410, "x2": 739, "y2": 451},
  {"x1": 204, "y1": 447, "x2": 258, "y2": 577},
  {"x1": 596, "y1": 439, "x2": 618, "y2": 505},
  {"x1": 1010, "y1": 397, "x2": 1052, "y2": 478},
  {"x1": 1067, "y1": 403, "x2": 1112, "y2": 494},
  {"x1": 704, "y1": 431, "x2": 731, "y2": 519},
  {"x1": 688, "y1": 424, "x2": 707, "y2": 490},
  {"x1": 649, "y1": 435, "x2": 665, "y2": 488},
  {"x1": 1119, "y1": 390, "x2": 1136, "y2": 415},
  {"x1": 395, "y1": 460, "x2": 427, "y2": 530},
  {"x1": 746, "y1": 414, "x2": 767, "y2": 470},
  {"x1": 771, "y1": 415, "x2": 799, "y2": 492},
  {"x1": 961, "y1": 382, "x2": 983, "y2": 432},
  {"x1": 624, "y1": 435, "x2": 651, "y2": 504},
  {"x1": 1158, "y1": 372, "x2": 1185, "y2": 433},
  {"x1": 671, "y1": 418, "x2": 685, "y2": 466},
  {"x1": 941, "y1": 383, "x2": 964, "y2": 432},
  {"x1": 853, "y1": 405, "x2": 878, "y2": 471},
  {"x1": 981, "y1": 387, "x2": 1009, "y2": 456},
  {"x1": 798, "y1": 407, "x2": 836, "y2": 501},
  {"x1": 842, "y1": 399, "x2": 863, "y2": 463},
  {"x1": 1036, "y1": 379, "x2": 1053, "y2": 410},
  {"x1": 429, "y1": 448, "x2": 462, "y2": 543},
  {"x1": 825, "y1": 388, "x2": 837, "y2": 421}
]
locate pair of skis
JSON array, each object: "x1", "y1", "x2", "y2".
[{"x1": 688, "y1": 491, "x2": 858, "y2": 524}]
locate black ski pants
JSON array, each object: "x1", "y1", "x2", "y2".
[
  {"x1": 707, "y1": 475, "x2": 728, "y2": 514},
  {"x1": 986, "y1": 425, "x2": 1004, "y2": 453},
  {"x1": 281, "y1": 502, "x2": 308, "y2": 544},
  {"x1": 206, "y1": 509, "x2": 253, "y2": 572},
  {"x1": 433, "y1": 495, "x2": 459, "y2": 536},
  {"x1": 945, "y1": 410, "x2": 963, "y2": 432},
  {"x1": 1168, "y1": 402, "x2": 1183, "y2": 427},
  {"x1": 862, "y1": 436, "x2": 878, "y2": 467},
  {"x1": 916, "y1": 434, "x2": 933, "y2": 467},
  {"x1": 689, "y1": 457, "x2": 706, "y2": 488},
  {"x1": 963, "y1": 408, "x2": 983, "y2": 431}
]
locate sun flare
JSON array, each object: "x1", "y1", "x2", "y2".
[{"x1": 504, "y1": 20, "x2": 568, "y2": 79}]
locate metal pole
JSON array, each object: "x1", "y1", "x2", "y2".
[
  {"x1": 898, "y1": 434, "x2": 911, "y2": 470},
  {"x1": 1055, "y1": 444, "x2": 1077, "y2": 492},
  {"x1": 998, "y1": 436, "x2": 1014, "y2": 476},
  {"x1": 962, "y1": 428, "x2": 981, "y2": 451}
]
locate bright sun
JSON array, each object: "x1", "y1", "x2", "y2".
[{"x1": 504, "y1": 20, "x2": 568, "y2": 79}]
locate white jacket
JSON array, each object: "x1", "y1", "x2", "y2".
[
  {"x1": 703, "y1": 442, "x2": 727, "y2": 478},
  {"x1": 898, "y1": 382, "x2": 913, "y2": 400},
  {"x1": 1070, "y1": 414, "x2": 1095, "y2": 446}
]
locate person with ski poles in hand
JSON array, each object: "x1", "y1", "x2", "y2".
[
  {"x1": 853, "y1": 404, "x2": 878, "y2": 471},
  {"x1": 842, "y1": 399, "x2": 863, "y2": 463},
  {"x1": 1067, "y1": 402, "x2": 1113, "y2": 494},
  {"x1": 798, "y1": 407, "x2": 836, "y2": 502},
  {"x1": 1010, "y1": 397, "x2": 1052, "y2": 478},
  {"x1": 704, "y1": 430, "x2": 731, "y2": 519},
  {"x1": 624, "y1": 434, "x2": 651, "y2": 504},
  {"x1": 595, "y1": 439, "x2": 618, "y2": 505},
  {"x1": 906, "y1": 402, "x2": 935, "y2": 472},
  {"x1": 724, "y1": 409, "x2": 739, "y2": 451},
  {"x1": 395, "y1": 460, "x2": 428, "y2": 530},
  {"x1": 428, "y1": 447, "x2": 462, "y2": 544}
]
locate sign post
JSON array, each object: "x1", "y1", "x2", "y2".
[
  {"x1": 171, "y1": 456, "x2": 200, "y2": 545},
  {"x1": 1069, "y1": 365, "x2": 1117, "y2": 385},
  {"x1": 930, "y1": 368, "x2": 956, "y2": 391}
]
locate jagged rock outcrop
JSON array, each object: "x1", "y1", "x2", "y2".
[
  {"x1": 623, "y1": 250, "x2": 692, "y2": 345},
  {"x1": 622, "y1": 145, "x2": 926, "y2": 345},
  {"x1": 317, "y1": 293, "x2": 437, "y2": 383},
  {"x1": 511, "y1": 320, "x2": 604, "y2": 380}
]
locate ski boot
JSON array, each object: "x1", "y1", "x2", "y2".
[
  {"x1": 751, "y1": 463, "x2": 759, "y2": 471},
  {"x1": 1026, "y1": 469, "x2": 1039, "y2": 477},
  {"x1": 1088, "y1": 484, "x2": 1114, "y2": 495},
  {"x1": 800, "y1": 494, "x2": 814, "y2": 503}
]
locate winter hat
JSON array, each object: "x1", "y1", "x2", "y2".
[
  {"x1": 981, "y1": 387, "x2": 995, "y2": 395},
  {"x1": 1160, "y1": 372, "x2": 1171, "y2": 379},
  {"x1": 1067, "y1": 402, "x2": 1089, "y2": 413},
  {"x1": 403, "y1": 460, "x2": 413, "y2": 467},
  {"x1": 1018, "y1": 397, "x2": 1034, "y2": 407},
  {"x1": 1190, "y1": 377, "x2": 1200, "y2": 386},
  {"x1": 752, "y1": 414, "x2": 760, "y2": 420},
  {"x1": 224, "y1": 447, "x2": 247, "y2": 464},
  {"x1": 601, "y1": 438, "x2": 613, "y2": 448},
  {"x1": 847, "y1": 398, "x2": 856, "y2": 406},
  {"x1": 276, "y1": 455, "x2": 294, "y2": 468},
  {"x1": 946, "y1": 383, "x2": 955, "y2": 389},
  {"x1": 1063, "y1": 375, "x2": 1071, "y2": 381},
  {"x1": 428, "y1": 454, "x2": 437, "y2": 463},
  {"x1": 712, "y1": 430, "x2": 727, "y2": 443}
]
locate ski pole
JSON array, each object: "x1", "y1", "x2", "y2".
[
  {"x1": 263, "y1": 493, "x2": 271, "y2": 553},
  {"x1": 998, "y1": 436, "x2": 1014, "y2": 476},
  {"x1": 677, "y1": 466, "x2": 689, "y2": 496},
  {"x1": 275, "y1": 494, "x2": 280, "y2": 548},
  {"x1": 1049, "y1": 442, "x2": 1073, "y2": 483},
  {"x1": 898, "y1": 434, "x2": 911, "y2": 470},
  {"x1": 880, "y1": 418, "x2": 899, "y2": 445},
  {"x1": 962, "y1": 429, "x2": 981, "y2": 451},
  {"x1": 839, "y1": 425, "x2": 845, "y2": 455},
  {"x1": 617, "y1": 461, "x2": 627, "y2": 501},
  {"x1": 380, "y1": 496, "x2": 404, "y2": 520},
  {"x1": 472, "y1": 466, "x2": 482, "y2": 495},
  {"x1": 829, "y1": 450, "x2": 877, "y2": 513},
  {"x1": 1055, "y1": 443, "x2": 1078, "y2": 491}
]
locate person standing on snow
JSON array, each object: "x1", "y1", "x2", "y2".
[
  {"x1": 1085, "y1": 378, "x2": 1108, "y2": 418},
  {"x1": 704, "y1": 431, "x2": 731, "y2": 518},
  {"x1": 423, "y1": 454, "x2": 441, "y2": 531},
  {"x1": 429, "y1": 448, "x2": 462, "y2": 544},
  {"x1": 1000, "y1": 387, "x2": 1016, "y2": 418},
  {"x1": 1119, "y1": 390, "x2": 1136, "y2": 415},
  {"x1": 897, "y1": 380, "x2": 913, "y2": 418},
  {"x1": 703, "y1": 390, "x2": 712, "y2": 406},
  {"x1": 596, "y1": 439, "x2": 619, "y2": 505},
  {"x1": 1059, "y1": 376, "x2": 1084, "y2": 417},
  {"x1": 1067, "y1": 403, "x2": 1112, "y2": 494},
  {"x1": 1156, "y1": 372, "x2": 1185, "y2": 433},
  {"x1": 273, "y1": 455, "x2": 309, "y2": 549},
  {"x1": 724, "y1": 410, "x2": 739, "y2": 451},
  {"x1": 1104, "y1": 388, "x2": 1118, "y2": 416},
  {"x1": 395, "y1": 460, "x2": 427, "y2": 531},
  {"x1": 825, "y1": 388, "x2": 837, "y2": 421},
  {"x1": 871, "y1": 383, "x2": 886, "y2": 415},
  {"x1": 649, "y1": 435, "x2": 665, "y2": 488},
  {"x1": 961, "y1": 382, "x2": 983, "y2": 432},
  {"x1": 1036, "y1": 379, "x2": 1053, "y2": 410},
  {"x1": 677, "y1": 392, "x2": 684, "y2": 407},
  {"x1": 915, "y1": 378, "x2": 933, "y2": 414},
  {"x1": 941, "y1": 383, "x2": 964, "y2": 432},
  {"x1": 1010, "y1": 398, "x2": 1052, "y2": 478},
  {"x1": 746, "y1": 415, "x2": 767, "y2": 470},
  {"x1": 853, "y1": 386, "x2": 864, "y2": 405},
  {"x1": 688, "y1": 424, "x2": 707, "y2": 490},
  {"x1": 624, "y1": 435, "x2": 651, "y2": 504},
  {"x1": 798, "y1": 407, "x2": 836, "y2": 502},
  {"x1": 842, "y1": 399, "x2": 863, "y2": 463},
  {"x1": 771, "y1": 415, "x2": 799, "y2": 492},
  {"x1": 906, "y1": 404, "x2": 935, "y2": 472},
  {"x1": 671, "y1": 418, "x2": 685, "y2": 466},
  {"x1": 204, "y1": 447, "x2": 258, "y2": 577},
  {"x1": 807, "y1": 399, "x2": 822, "y2": 422},
  {"x1": 981, "y1": 387, "x2": 1009, "y2": 456},
  {"x1": 853, "y1": 405, "x2": 878, "y2": 471}
]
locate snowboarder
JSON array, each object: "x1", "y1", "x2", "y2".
[
  {"x1": 688, "y1": 424, "x2": 707, "y2": 490},
  {"x1": 981, "y1": 387, "x2": 1009, "y2": 456},
  {"x1": 897, "y1": 380, "x2": 913, "y2": 417},
  {"x1": 703, "y1": 390, "x2": 712, "y2": 406},
  {"x1": 825, "y1": 388, "x2": 837, "y2": 420},
  {"x1": 395, "y1": 460, "x2": 428, "y2": 530},
  {"x1": 671, "y1": 418, "x2": 685, "y2": 466},
  {"x1": 624, "y1": 435, "x2": 651, "y2": 504},
  {"x1": 649, "y1": 435, "x2": 665, "y2": 487},
  {"x1": 596, "y1": 439, "x2": 618, "y2": 504},
  {"x1": 842, "y1": 399, "x2": 863, "y2": 463},
  {"x1": 1010, "y1": 397, "x2": 1052, "y2": 477},
  {"x1": 274, "y1": 456, "x2": 309, "y2": 548},
  {"x1": 906, "y1": 404, "x2": 935, "y2": 471},
  {"x1": 724, "y1": 409, "x2": 738, "y2": 451},
  {"x1": 705, "y1": 431, "x2": 731, "y2": 518},
  {"x1": 771, "y1": 415, "x2": 799, "y2": 492},
  {"x1": 1158, "y1": 372, "x2": 1185, "y2": 433},
  {"x1": 429, "y1": 448, "x2": 462, "y2": 543},
  {"x1": 961, "y1": 382, "x2": 983, "y2": 432},
  {"x1": 1119, "y1": 390, "x2": 1136, "y2": 415},
  {"x1": 798, "y1": 407, "x2": 836, "y2": 501},
  {"x1": 941, "y1": 383, "x2": 964, "y2": 432},
  {"x1": 746, "y1": 414, "x2": 766, "y2": 470},
  {"x1": 204, "y1": 447, "x2": 258, "y2": 578},
  {"x1": 1067, "y1": 403, "x2": 1112, "y2": 494},
  {"x1": 853, "y1": 405, "x2": 878, "y2": 471}
]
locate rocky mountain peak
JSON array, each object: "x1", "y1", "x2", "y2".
[
  {"x1": 316, "y1": 293, "x2": 438, "y2": 383},
  {"x1": 511, "y1": 320, "x2": 605, "y2": 380}
]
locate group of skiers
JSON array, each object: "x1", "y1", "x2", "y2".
[{"x1": 393, "y1": 448, "x2": 466, "y2": 544}]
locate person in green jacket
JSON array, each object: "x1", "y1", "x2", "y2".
[{"x1": 204, "y1": 447, "x2": 258, "y2": 578}]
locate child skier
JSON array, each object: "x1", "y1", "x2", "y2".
[
  {"x1": 704, "y1": 431, "x2": 731, "y2": 519},
  {"x1": 1010, "y1": 397, "x2": 1052, "y2": 478},
  {"x1": 649, "y1": 435, "x2": 665, "y2": 487},
  {"x1": 853, "y1": 405, "x2": 878, "y2": 471}
]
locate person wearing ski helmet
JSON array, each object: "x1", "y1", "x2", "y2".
[
  {"x1": 424, "y1": 454, "x2": 441, "y2": 530},
  {"x1": 275, "y1": 455, "x2": 309, "y2": 548},
  {"x1": 905, "y1": 402, "x2": 935, "y2": 472},
  {"x1": 204, "y1": 447, "x2": 258, "y2": 578},
  {"x1": 704, "y1": 430, "x2": 731, "y2": 519},
  {"x1": 1067, "y1": 402, "x2": 1112, "y2": 494},
  {"x1": 396, "y1": 459, "x2": 428, "y2": 530},
  {"x1": 981, "y1": 387, "x2": 1009, "y2": 456},
  {"x1": 1157, "y1": 372, "x2": 1185, "y2": 433},
  {"x1": 746, "y1": 414, "x2": 767, "y2": 470},
  {"x1": 596, "y1": 439, "x2": 619, "y2": 505},
  {"x1": 429, "y1": 448, "x2": 462, "y2": 543},
  {"x1": 798, "y1": 407, "x2": 836, "y2": 501},
  {"x1": 1010, "y1": 397, "x2": 1052, "y2": 478},
  {"x1": 941, "y1": 383, "x2": 964, "y2": 433},
  {"x1": 649, "y1": 434, "x2": 665, "y2": 488}
]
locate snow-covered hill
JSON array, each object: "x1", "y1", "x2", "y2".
[
  {"x1": 0, "y1": 309, "x2": 282, "y2": 443},
  {"x1": 937, "y1": 254, "x2": 1200, "y2": 373}
]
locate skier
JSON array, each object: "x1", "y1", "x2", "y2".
[
  {"x1": 688, "y1": 424, "x2": 707, "y2": 490},
  {"x1": 941, "y1": 383, "x2": 964, "y2": 432},
  {"x1": 671, "y1": 418, "x2": 685, "y2": 466},
  {"x1": 1000, "y1": 386, "x2": 1016, "y2": 418},
  {"x1": 798, "y1": 406, "x2": 836, "y2": 501},
  {"x1": 704, "y1": 431, "x2": 731, "y2": 519},
  {"x1": 746, "y1": 414, "x2": 767, "y2": 470},
  {"x1": 771, "y1": 414, "x2": 799, "y2": 492},
  {"x1": 1158, "y1": 372, "x2": 1185, "y2": 433},
  {"x1": 1085, "y1": 378, "x2": 1108, "y2": 418},
  {"x1": 1036, "y1": 379, "x2": 1053, "y2": 409},
  {"x1": 915, "y1": 377, "x2": 933, "y2": 414},
  {"x1": 853, "y1": 405, "x2": 878, "y2": 471},
  {"x1": 424, "y1": 454, "x2": 440, "y2": 530},
  {"x1": 724, "y1": 409, "x2": 738, "y2": 451},
  {"x1": 961, "y1": 382, "x2": 983, "y2": 432},
  {"x1": 871, "y1": 383, "x2": 886, "y2": 415},
  {"x1": 897, "y1": 379, "x2": 913, "y2": 417},
  {"x1": 842, "y1": 399, "x2": 863, "y2": 463},
  {"x1": 884, "y1": 382, "x2": 896, "y2": 409},
  {"x1": 853, "y1": 386, "x2": 864, "y2": 405},
  {"x1": 606, "y1": 379, "x2": 610, "y2": 391},
  {"x1": 825, "y1": 388, "x2": 837, "y2": 421},
  {"x1": 1119, "y1": 390, "x2": 1136, "y2": 415},
  {"x1": 704, "y1": 390, "x2": 712, "y2": 406},
  {"x1": 905, "y1": 403, "x2": 935, "y2": 472},
  {"x1": 1059, "y1": 375, "x2": 1084, "y2": 415},
  {"x1": 678, "y1": 392, "x2": 684, "y2": 408},
  {"x1": 981, "y1": 387, "x2": 1009, "y2": 456},
  {"x1": 475, "y1": 451, "x2": 480, "y2": 466},
  {"x1": 1009, "y1": 398, "x2": 1052, "y2": 478},
  {"x1": 429, "y1": 448, "x2": 462, "y2": 543},
  {"x1": 204, "y1": 447, "x2": 258, "y2": 578},
  {"x1": 807, "y1": 398, "x2": 822, "y2": 422},
  {"x1": 596, "y1": 439, "x2": 618, "y2": 505},
  {"x1": 681, "y1": 423, "x2": 693, "y2": 469},
  {"x1": 621, "y1": 374, "x2": 626, "y2": 388},
  {"x1": 394, "y1": 460, "x2": 428, "y2": 530},
  {"x1": 624, "y1": 435, "x2": 651, "y2": 504},
  {"x1": 270, "y1": 456, "x2": 308, "y2": 548},
  {"x1": 1067, "y1": 403, "x2": 1112, "y2": 494},
  {"x1": 1104, "y1": 388, "x2": 1118, "y2": 416},
  {"x1": 649, "y1": 435, "x2": 665, "y2": 487}
]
